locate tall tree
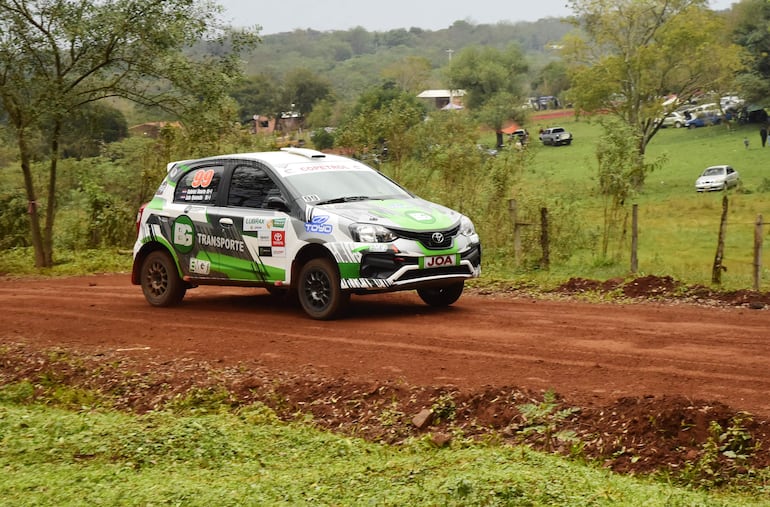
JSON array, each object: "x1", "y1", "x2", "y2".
[
  {"x1": 445, "y1": 44, "x2": 529, "y2": 109},
  {"x1": 729, "y1": 0, "x2": 770, "y2": 104},
  {"x1": 0, "y1": 0, "x2": 259, "y2": 267},
  {"x1": 563, "y1": 0, "x2": 745, "y2": 187}
]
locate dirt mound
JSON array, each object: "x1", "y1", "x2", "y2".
[
  {"x1": 2, "y1": 342, "x2": 768, "y2": 483},
  {"x1": 555, "y1": 275, "x2": 770, "y2": 307}
]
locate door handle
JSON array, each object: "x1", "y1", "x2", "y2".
[{"x1": 219, "y1": 217, "x2": 234, "y2": 227}]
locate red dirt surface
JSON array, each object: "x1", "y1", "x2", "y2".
[{"x1": 2, "y1": 274, "x2": 770, "y2": 478}]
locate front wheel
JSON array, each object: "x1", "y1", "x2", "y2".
[
  {"x1": 297, "y1": 258, "x2": 349, "y2": 320},
  {"x1": 140, "y1": 250, "x2": 186, "y2": 307},
  {"x1": 417, "y1": 282, "x2": 464, "y2": 307}
]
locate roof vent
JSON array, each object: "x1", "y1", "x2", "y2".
[{"x1": 281, "y1": 147, "x2": 326, "y2": 159}]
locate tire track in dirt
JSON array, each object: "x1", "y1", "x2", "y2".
[{"x1": 3, "y1": 274, "x2": 770, "y2": 416}]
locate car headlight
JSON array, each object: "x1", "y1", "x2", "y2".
[
  {"x1": 349, "y1": 223, "x2": 397, "y2": 243},
  {"x1": 460, "y1": 216, "x2": 476, "y2": 236}
]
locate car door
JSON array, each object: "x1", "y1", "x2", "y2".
[
  {"x1": 168, "y1": 162, "x2": 226, "y2": 280},
  {"x1": 726, "y1": 166, "x2": 738, "y2": 188},
  {"x1": 204, "y1": 161, "x2": 295, "y2": 284}
]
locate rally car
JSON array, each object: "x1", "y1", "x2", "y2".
[{"x1": 131, "y1": 148, "x2": 482, "y2": 319}]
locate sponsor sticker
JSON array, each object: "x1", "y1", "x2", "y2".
[
  {"x1": 172, "y1": 215, "x2": 195, "y2": 254},
  {"x1": 245, "y1": 217, "x2": 287, "y2": 231},
  {"x1": 271, "y1": 230, "x2": 285, "y2": 247},
  {"x1": 189, "y1": 258, "x2": 211, "y2": 275},
  {"x1": 304, "y1": 215, "x2": 333, "y2": 234},
  {"x1": 258, "y1": 247, "x2": 272, "y2": 257},
  {"x1": 406, "y1": 211, "x2": 435, "y2": 223},
  {"x1": 420, "y1": 254, "x2": 458, "y2": 269}
]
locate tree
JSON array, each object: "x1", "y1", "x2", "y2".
[
  {"x1": 381, "y1": 56, "x2": 432, "y2": 94},
  {"x1": 728, "y1": 0, "x2": 770, "y2": 105},
  {"x1": 445, "y1": 44, "x2": 529, "y2": 109},
  {"x1": 230, "y1": 75, "x2": 281, "y2": 123},
  {"x1": 280, "y1": 67, "x2": 332, "y2": 116},
  {"x1": 0, "y1": 0, "x2": 259, "y2": 267},
  {"x1": 475, "y1": 92, "x2": 527, "y2": 149},
  {"x1": 563, "y1": 0, "x2": 745, "y2": 188}
]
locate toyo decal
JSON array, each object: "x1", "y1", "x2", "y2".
[
  {"x1": 172, "y1": 215, "x2": 195, "y2": 254},
  {"x1": 305, "y1": 215, "x2": 333, "y2": 234}
]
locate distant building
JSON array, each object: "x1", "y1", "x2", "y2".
[{"x1": 417, "y1": 89, "x2": 466, "y2": 110}]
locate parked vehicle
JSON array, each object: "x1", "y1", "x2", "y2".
[
  {"x1": 539, "y1": 127, "x2": 573, "y2": 146},
  {"x1": 695, "y1": 165, "x2": 739, "y2": 192},
  {"x1": 660, "y1": 111, "x2": 687, "y2": 128},
  {"x1": 685, "y1": 113, "x2": 721, "y2": 128},
  {"x1": 132, "y1": 148, "x2": 482, "y2": 320}
]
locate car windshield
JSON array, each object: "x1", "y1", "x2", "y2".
[
  {"x1": 702, "y1": 167, "x2": 725, "y2": 176},
  {"x1": 281, "y1": 165, "x2": 412, "y2": 204}
]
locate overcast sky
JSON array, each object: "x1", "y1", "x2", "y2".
[{"x1": 217, "y1": 1, "x2": 737, "y2": 35}]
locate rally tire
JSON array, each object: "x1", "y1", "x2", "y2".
[
  {"x1": 417, "y1": 282, "x2": 464, "y2": 307},
  {"x1": 297, "y1": 258, "x2": 349, "y2": 320},
  {"x1": 140, "y1": 250, "x2": 186, "y2": 307}
]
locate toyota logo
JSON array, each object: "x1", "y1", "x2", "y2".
[{"x1": 431, "y1": 232, "x2": 444, "y2": 244}]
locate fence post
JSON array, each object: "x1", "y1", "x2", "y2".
[
  {"x1": 630, "y1": 204, "x2": 638, "y2": 274},
  {"x1": 754, "y1": 214, "x2": 763, "y2": 291},
  {"x1": 540, "y1": 207, "x2": 550, "y2": 270},
  {"x1": 712, "y1": 195, "x2": 729, "y2": 284},
  {"x1": 508, "y1": 199, "x2": 521, "y2": 264}
]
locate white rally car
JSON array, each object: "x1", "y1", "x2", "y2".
[{"x1": 132, "y1": 148, "x2": 482, "y2": 319}]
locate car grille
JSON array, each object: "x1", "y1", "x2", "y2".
[{"x1": 391, "y1": 225, "x2": 459, "y2": 250}]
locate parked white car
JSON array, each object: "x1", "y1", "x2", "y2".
[{"x1": 695, "y1": 165, "x2": 739, "y2": 192}]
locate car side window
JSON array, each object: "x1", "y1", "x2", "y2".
[
  {"x1": 174, "y1": 165, "x2": 223, "y2": 204},
  {"x1": 228, "y1": 164, "x2": 282, "y2": 209},
  {"x1": 727, "y1": 167, "x2": 734, "y2": 175}
]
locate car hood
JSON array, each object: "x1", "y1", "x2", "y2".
[
  {"x1": 696, "y1": 175, "x2": 726, "y2": 184},
  {"x1": 314, "y1": 198, "x2": 461, "y2": 231}
]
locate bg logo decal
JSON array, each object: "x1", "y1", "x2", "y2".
[{"x1": 172, "y1": 215, "x2": 195, "y2": 254}]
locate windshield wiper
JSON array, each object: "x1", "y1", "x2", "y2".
[{"x1": 315, "y1": 195, "x2": 371, "y2": 205}]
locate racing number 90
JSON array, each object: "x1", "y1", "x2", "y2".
[{"x1": 191, "y1": 169, "x2": 215, "y2": 188}]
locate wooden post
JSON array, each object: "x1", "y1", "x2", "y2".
[
  {"x1": 712, "y1": 195, "x2": 729, "y2": 285},
  {"x1": 540, "y1": 207, "x2": 549, "y2": 270},
  {"x1": 754, "y1": 215, "x2": 763, "y2": 291},
  {"x1": 630, "y1": 204, "x2": 638, "y2": 274},
  {"x1": 509, "y1": 199, "x2": 521, "y2": 264}
]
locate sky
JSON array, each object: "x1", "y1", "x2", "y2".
[{"x1": 217, "y1": 0, "x2": 738, "y2": 35}]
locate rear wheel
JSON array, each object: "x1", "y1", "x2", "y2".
[
  {"x1": 297, "y1": 258, "x2": 349, "y2": 320},
  {"x1": 417, "y1": 282, "x2": 464, "y2": 307},
  {"x1": 140, "y1": 250, "x2": 186, "y2": 307}
]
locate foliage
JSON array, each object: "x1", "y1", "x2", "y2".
[
  {"x1": 1, "y1": 400, "x2": 768, "y2": 505},
  {"x1": 515, "y1": 389, "x2": 580, "y2": 452},
  {"x1": 334, "y1": 88, "x2": 425, "y2": 167},
  {"x1": 0, "y1": 189, "x2": 29, "y2": 248},
  {"x1": 595, "y1": 119, "x2": 664, "y2": 258},
  {"x1": 680, "y1": 413, "x2": 759, "y2": 488},
  {"x1": 563, "y1": 0, "x2": 746, "y2": 187},
  {"x1": 729, "y1": 0, "x2": 770, "y2": 105},
  {"x1": 446, "y1": 44, "x2": 529, "y2": 109},
  {"x1": 0, "y1": 0, "x2": 259, "y2": 268},
  {"x1": 60, "y1": 103, "x2": 129, "y2": 159}
]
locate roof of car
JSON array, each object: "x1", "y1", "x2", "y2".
[{"x1": 167, "y1": 148, "x2": 353, "y2": 173}]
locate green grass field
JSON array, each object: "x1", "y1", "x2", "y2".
[
  {"x1": 2, "y1": 397, "x2": 769, "y2": 506},
  {"x1": 483, "y1": 114, "x2": 770, "y2": 290}
]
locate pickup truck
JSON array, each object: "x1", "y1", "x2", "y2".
[{"x1": 539, "y1": 127, "x2": 573, "y2": 146}]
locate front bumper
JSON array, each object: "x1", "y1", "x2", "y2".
[{"x1": 341, "y1": 243, "x2": 482, "y2": 292}]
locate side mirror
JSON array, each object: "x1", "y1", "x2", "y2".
[{"x1": 265, "y1": 195, "x2": 290, "y2": 213}]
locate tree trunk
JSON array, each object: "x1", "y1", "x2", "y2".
[
  {"x1": 43, "y1": 119, "x2": 63, "y2": 267},
  {"x1": 18, "y1": 128, "x2": 47, "y2": 268}
]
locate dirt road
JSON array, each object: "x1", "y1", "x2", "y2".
[{"x1": 3, "y1": 274, "x2": 770, "y2": 418}]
